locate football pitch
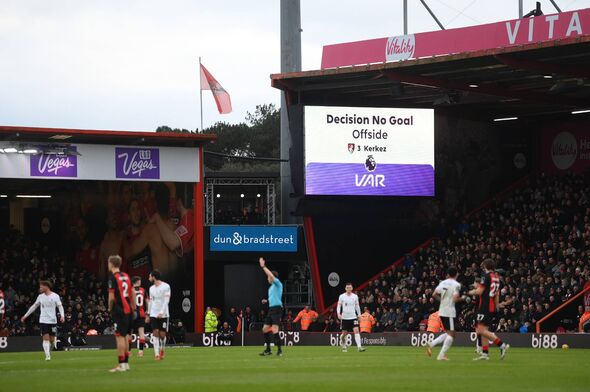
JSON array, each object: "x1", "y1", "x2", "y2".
[{"x1": 1, "y1": 346, "x2": 588, "y2": 392}]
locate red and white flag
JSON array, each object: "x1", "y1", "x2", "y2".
[{"x1": 200, "y1": 63, "x2": 232, "y2": 114}]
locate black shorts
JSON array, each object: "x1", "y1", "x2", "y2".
[
  {"x1": 40, "y1": 323, "x2": 57, "y2": 336},
  {"x1": 476, "y1": 312, "x2": 496, "y2": 327},
  {"x1": 440, "y1": 316, "x2": 456, "y2": 331},
  {"x1": 132, "y1": 316, "x2": 146, "y2": 332},
  {"x1": 264, "y1": 306, "x2": 283, "y2": 326},
  {"x1": 341, "y1": 319, "x2": 359, "y2": 332},
  {"x1": 113, "y1": 313, "x2": 132, "y2": 336},
  {"x1": 150, "y1": 317, "x2": 169, "y2": 332}
]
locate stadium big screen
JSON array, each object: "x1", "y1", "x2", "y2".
[{"x1": 304, "y1": 106, "x2": 434, "y2": 197}]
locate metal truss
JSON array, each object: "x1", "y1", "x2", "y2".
[{"x1": 204, "y1": 177, "x2": 277, "y2": 225}]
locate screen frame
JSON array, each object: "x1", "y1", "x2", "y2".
[{"x1": 302, "y1": 104, "x2": 436, "y2": 199}]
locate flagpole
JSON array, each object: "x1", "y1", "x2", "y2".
[{"x1": 199, "y1": 57, "x2": 203, "y2": 133}]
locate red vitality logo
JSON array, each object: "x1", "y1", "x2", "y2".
[{"x1": 385, "y1": 34, "x2": 415, "y2": 62}]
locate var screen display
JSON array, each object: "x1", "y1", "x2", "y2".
[{"x1": 304, "y1": 106, "x2": 434, "y2": 196}]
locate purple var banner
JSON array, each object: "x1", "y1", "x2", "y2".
[
  {"x1": 305, "y1": 162, "x2": 434, "y2": 196},
  {"x1": 115, "y1": 147, "x2": 160, "y2": 179}
]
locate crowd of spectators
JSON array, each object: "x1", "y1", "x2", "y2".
[
  {"x1": 0, "y1": 228, "x2": 112, "y2": 339},
  {"x1": 352, "y1": 173, "x2": 590, "y2": 333},
  {"x1": 214, "y1": 205, "x2": 266, "y2": 225}
]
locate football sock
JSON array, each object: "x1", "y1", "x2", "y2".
[
  {"x1": 160, "y1": 337, "x2": 166, "y2": 352},
  {"x1": 274, "y1": 333, "x2": 282, "y2": 350},
  {"x1": 430, "y1": 333, "x2": 448, "y2": 347},
  {"x1": 483, "y1": 345, "x2": 489, "y2": 354},
  {"x1": 124, "y1": 352, "x2": 129, "y2": 363},
  {"x1": 153, "y1": 338, "x2": 160, "y2": 356},
  {"x1": 477, "y1": 335, "x2": 482, "y2": 348},
  {"x1": 118, "y1": 355, "x2": 125, "y2": 364},
  {"x1": 354, "y1": 333, "x2": 362, "y2": 348},
  {"x1": 42, "y1": 340, "x2": 51, "y2": 357},
  {"x1": 264, "y1": 332, "x2": 272, "y2": 350},
  {"x1": 439, "y1": 335, "x2": 454, "y2": 357},
  {"x1": 493, "y1": 338, "x2": 504, "y2": 347},
  {"x1": 139, "y1": 339, "x2": 145, "y2": 351}
]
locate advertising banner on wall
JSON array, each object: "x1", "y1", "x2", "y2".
[
  {"x1": 321, "y1": 9, "x2": 589, "y2": 69},
  {"x1": 210, "y1": 225, "x2": 298, "y2": 252},
  {"x1": 0, "y1": 143, "x2": 200, "y2": 182},
  {"x1": 538, "y1": 122, "x2": 590, "y2": 173},
  {"x1": 4, "y1": 332, "x2": 590, "y2": 352},
  {"x1": 11, "y1": 181, "x2": 197, "y2": 331},
  {"x1": 304, "y1": 106, "x2": 434, "y2": 196}
]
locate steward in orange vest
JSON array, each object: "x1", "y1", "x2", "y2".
[
  {"x1": 293, "y1": 306, "x2": 319, "y2": 331},
  {"x1": 427, "y1": 311, "x2": 444, "y2": 333},
  {"x1": 359, "y1": 307, "x2": 376, "y2": 333}
]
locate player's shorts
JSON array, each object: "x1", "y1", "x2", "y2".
[
  {"x1": 150, "y1": 317, "x2": 169, "y2": 332},
  {"x1": 264, "y1": 306, "x2": 283, "y2": 326},
  {"x1": 476, "y1": 312, "x2": 496, "y2": 327},
  {"x1": 440, "y1": 316, "x2": 456, "y2": 331},
  {"x1": 341, "y1": 319, "x2": 359, "y2": 332},
  {"x1": 132, "y1": 316, "x2": 146, "y2": 332},
  {"x1": 113, "y1": 313, "x2": 132, "y2": 336},
  {"x1": 40, "y1": 323, "x2": 57, "y2": 336}
]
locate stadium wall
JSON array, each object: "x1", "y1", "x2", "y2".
[{"x1": 2, "y1": 332, "x2": 590, "y2": 352}]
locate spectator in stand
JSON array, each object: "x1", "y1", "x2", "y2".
[
  {"x1": 171, "y1": 320, "x2": 186, "y2": 343},
  {"x1": 217, "y1": 322, "x2": 234, "y2": 344},
  {"x1": 323, "y1": 318, "x2": 339, "y2": 332},
  {"x1": 293, "y1": 305, "x2": 318, "y2": 332},
  {"x1": 243, "y1": 306, "x2": 256, "y2": 332},
  {"x1": 225, "y1": 307, "x2": 239, "y2": 332}
]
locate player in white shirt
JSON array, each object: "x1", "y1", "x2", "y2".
[
  {"x1": 146, "y1": 269, "x2": 171, "y2": 360},
  {"x1": 427, "y1": 267, "x2": 464, "y2": 360},
  {"x1": 337, "y1": 283, "x2": 365, "y2": 352},
  {"x1": 21, "y1": 280, "x2": 65, "y2": 361}
]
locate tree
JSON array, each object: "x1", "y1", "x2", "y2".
[{"x1": 155, "y1": 104, "x2": 280, "y2": 171}]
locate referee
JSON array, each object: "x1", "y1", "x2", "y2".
[{"x1": 258, "y1": 257, "x2": 284, "y2": 357}]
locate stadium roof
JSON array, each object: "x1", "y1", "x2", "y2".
[
  {"x1": 0, "y1": 125, "x2": 216, "y2": 147},
  {"x1": 271, "y1": 36, "x2": 590, "y2": 121}
]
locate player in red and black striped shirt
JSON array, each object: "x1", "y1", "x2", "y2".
[
  {"x1": 130, "y1": 276, "x2": 148, "y2": 357},
  {"x1": 107, "y1": 255, "x2": 136, "y2": 372},
  {"x1": 468, "y1": 258, "x2": 509, "y2": 361}
]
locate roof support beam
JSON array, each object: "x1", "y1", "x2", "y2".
[
  {"x1": 495, "y1": 54, "x2": 590, "y2": 78},
  {"x1": 381, "y1": 70, "x2": 587, "y2": 108}
]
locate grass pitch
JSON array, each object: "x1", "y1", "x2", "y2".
[{"x1": 0, "y1": 346, "x2": 588, "y2": 392}]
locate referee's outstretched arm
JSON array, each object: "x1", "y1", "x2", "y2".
[{"x1": 259, "y1": 257, "x2": 275, "y2": 283}]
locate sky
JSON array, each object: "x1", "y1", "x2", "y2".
[{"x1": 0, "y1": 0, "x2": 589, "y2": 131}]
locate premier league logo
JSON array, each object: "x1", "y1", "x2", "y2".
[
  {"x1": 365, "y1": 155, "x2": 377, "y2": 172},
  {"x1": 348, "y1": 143, "x2": 355, "y2": 154}
]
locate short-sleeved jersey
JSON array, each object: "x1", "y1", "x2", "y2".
[
  {"x1": 268, "y1": 278, "x2": 283, "y2": 308},
  {"x1": 435, "y1": 278, "x2": 461, "y2": 317},
  {"x1": 108, "y1": 271, "x2": 132, "y2": 315},
  {"x1": 338, "y1": 293, "x2": 361, "y2": 320},
  {"x1": 27, "y1": 292, "x2": 63, "y2": 324},
  {"x1": 134, "y1": 286, "x2": 147, "y2": 318},
  {"x1": 174, "y1": 210, "x2": 194, "y2": 257},
  {"x1": 0, "y1": 290, "x2": 5, "y2": 319},
  {"x1": 149, "y1": 282, "x2": 171, "y2": 317},
  {"x1": 478, "y1": 271, "x2": 501, "y2": 314}
]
